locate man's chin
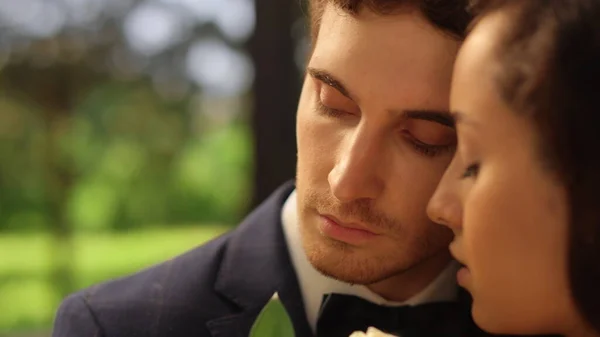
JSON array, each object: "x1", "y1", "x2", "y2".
[
  {"x1": 303, "y1": 239, "x2": 395, "y2": 285},
  {"x1": 312, "y1": 264, "x2": 379, "y2": 285}
]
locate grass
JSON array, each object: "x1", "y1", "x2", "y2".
[{"x1": 0, "y1": 225, "x2": 232, "y2": 334}]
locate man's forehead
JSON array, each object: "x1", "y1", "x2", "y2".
[{"x1": 310, "y1": 4, "x2": 459, "y2": 98}]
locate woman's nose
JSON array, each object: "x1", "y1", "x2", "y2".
[{"x1": 427, "y1": 162, "x2": 463, "y2": 231}]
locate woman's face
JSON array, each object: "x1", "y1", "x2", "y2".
[{"x1": 427, "y1": 10, "x2": 582, "y2": 336}]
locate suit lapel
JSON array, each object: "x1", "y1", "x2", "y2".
[{"x1": 207, "y1": 181, "x2": 313, "y2": 337}]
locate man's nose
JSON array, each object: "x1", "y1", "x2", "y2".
[
  {"x1": 328, "y1": 127, "x2": 386, "y2": 203},
  {"x1": 427, "y1": 160, "x2": 463, "y2": 231}
]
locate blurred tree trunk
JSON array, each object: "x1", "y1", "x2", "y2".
[
  {"x1": 3, "y1": 64, "x2": 85, "y2": 299},
  {"x1": 248, "y1": 0, "x2": 302, "y2": 207},
  {"x1": 41, "y1": 66, "x2": 76, "y2": 300}
]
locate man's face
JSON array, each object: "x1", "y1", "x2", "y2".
[{"x1": 296, "y1": 4, "x2": 460, "y2": 285}]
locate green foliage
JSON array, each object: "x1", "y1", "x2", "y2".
[
  {"x1": 0, "y1": 278, "x2": 60, "y2": 332},
  {"x1": 0, "y1": 79, "x2": 253, "y2": 233},
  {"x1": 0, "y1": 226, "x2": 231, "y2": 333},
  {"x1": 0, "y1": 94, "x2": 48, "y2": 232},
  {"x1": 0, "y1": 41, "x2": 255, "y2": 335},
  {"x1": 249, "y1": 293, "x2": 295, "y2": 337},
  {"x1": 0, "y1": 2, "x2": 259, "y2": 333},
  {"x1": 171, "y1": 123, "x2": 253, "y2": 224}
]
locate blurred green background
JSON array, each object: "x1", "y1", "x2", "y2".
[{"x1": 0, "y1": 0, "x2": 305, "y2": 335}]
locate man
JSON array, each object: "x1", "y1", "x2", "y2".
[{"x1": 52, "y1": 1, "x2": 480, "y2": 336}]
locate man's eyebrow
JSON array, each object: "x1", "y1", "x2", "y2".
[
  {"x1": 403, "y1": 109, "x2": 456, "y2": 128},
  {"x1": 306, "y1": 67, "x2": 354, "y2": 99}
]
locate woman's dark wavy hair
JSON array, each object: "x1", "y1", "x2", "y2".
[{"x1": 470, "y1": 0, "x2": 600, "y2": 332}]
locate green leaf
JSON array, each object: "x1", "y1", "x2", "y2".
[{"x1": 249, "y1": 292, "x2": 295, "y2": 337}]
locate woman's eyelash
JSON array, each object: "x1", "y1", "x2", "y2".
[{"x1": 462, "y1": 162, "x2": 480, "y2": 178}]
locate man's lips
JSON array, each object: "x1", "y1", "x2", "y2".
[
  {"x1": 318, "y1": 214, "x2": 381, "y2": 245},
  {"x1": 320, "y1": 214, "x2": 380, "y2": 235}
]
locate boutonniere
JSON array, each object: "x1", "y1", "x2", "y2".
[
  {"x1": 349, "y1": 327, "x2": 397, "y2": 337},
  {"x1": 248, "y1": 293, "x2": 396, "y2": 337},
  {"x1": 249, "y1": 292, "x2": 295, "y2": 337}
]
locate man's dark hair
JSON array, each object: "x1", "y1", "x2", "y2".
[
  {"x1": 471, "y1": 0, "x2": 600, "y2": 332},
  {"x1": 308, "y1": 0, "x2": 473, "y2": 44}
]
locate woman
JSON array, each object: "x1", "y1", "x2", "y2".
[{"x1": 427, "y1": 1, "x2": 600, "y2": 337}]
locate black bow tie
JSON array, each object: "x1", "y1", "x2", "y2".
[{"x1": 315, "y1": 293, "x2": 469, "y2": 337}]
